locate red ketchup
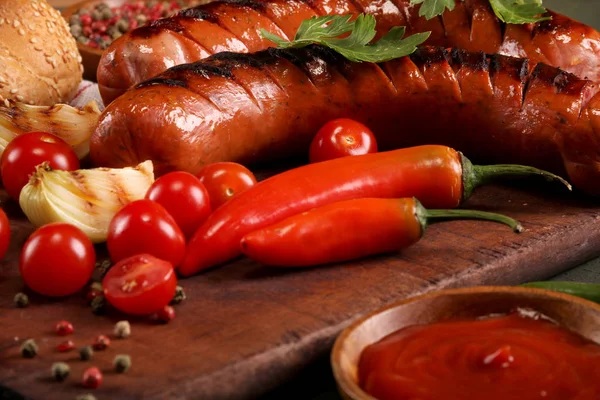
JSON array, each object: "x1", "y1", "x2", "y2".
[{"x1": 358, "y1": 309, "x2": 600, "y2": 400}]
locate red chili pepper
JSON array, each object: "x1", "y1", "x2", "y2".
[
  {"x1": 180, "y1": 145, "x2": 568, "y2": 276},
  {"x1": 240, "y1": 197, "x2": 522, "y2": 267}
]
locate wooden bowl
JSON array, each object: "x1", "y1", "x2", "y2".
[
  {"x1": 61, "y1": 0, "x2": 126, "y2": 82},
  {"x1": 331, "y1": 286, "x2": 600, "y2": 400}
]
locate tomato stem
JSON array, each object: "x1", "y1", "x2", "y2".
[
  {"x1": 460, "y1": 154, "x2": 572, "y2": 202},
  {"x1": 414, "y1": 199, "x2": 524, "y2": 234}
]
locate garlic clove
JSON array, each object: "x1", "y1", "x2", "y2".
[{"x1": 19, "y1": 161, "x2": 154, "y2": 243}]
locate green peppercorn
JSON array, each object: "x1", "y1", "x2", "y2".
[
  {"x1": 101, "y1": 8, "x2": 113, "y2": 20},
  {"x1": 76, "y1": 394, "x2": 97, "y2": 400},
  {"x1": 94, "y1": 259, "x2": 112, "y2": 277},
  {"x1": 21, "y1": 339, "x2": 38, "y2": 358},
  {"x1": 79, "y1": 345, "x2": 94, "y2": 361},
  {"x1": 170, "y1": 285, "x2": 186, "y2": 305},
  {"x1": 113, "y1": 354, "x2": 131, "y2": 373},
  {"x1": 116, "y1": 19, "x2": 129, "y2": 33},
  {"x1": 69, "y1": 14, "x2": 81, "y2": 26},
  {"x1": 13, "y1": 292, "x2": 29, "y2": 308},
  {"x1": 91, "y1": 295, "x2": 106, "y2": 315},
  {"x1": 70, "y1": 24, "x2": 83, "y2": 37},
  {"x1": 51, "y1": 362, "x2": 70, "y2": 382},
  {"x1": 111, "y1": 31, "x2": 122, "y2": 41}
]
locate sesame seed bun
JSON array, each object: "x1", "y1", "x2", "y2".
[{"x1": 0, "y1": 0, "x2": 83, "y2": 106}]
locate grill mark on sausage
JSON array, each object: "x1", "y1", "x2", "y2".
[
  {"x1": 135, "y1": 78, "x2": 188, "y2": 89},
  {"x1": 450, "y1": 48, "x2": 489, "y2": 72},
  {"x1": 409, "y1": 46, "x2": 450, "y2": 67},
  {"x1": 170, "y1": 62, "x2": 235, "y2": 79}
]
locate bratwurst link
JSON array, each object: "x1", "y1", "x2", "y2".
[
  {"x1": 97, "y1": 0, "x2": 600, "y2": 105},
  {"x1": 91, "y1": 45, "x2": 600, "y2": 195}
]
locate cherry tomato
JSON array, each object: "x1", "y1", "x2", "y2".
[
  {"x1": 20, "y1": 223, "x2": 95, "y2": 297},
  {"x1": 309, "y1": 118, "x2": 378, "y2": 163},
  {"x1": 145, "y1": 171, "x2": 211, "y2": 239},
  {"x1": 0, "y1": 207, "x2": 10, "y2": 260},
  {"x1": 1, "y1": 132, "x2": 79, "y2": 201},
  {"x1": 103, "y1": 253, "x2": 177, "y2": 315},
  {"x1": 196, "y1": 162, "x2": 257, "y2": 210},
  {"x1": 108, "y1": 200, "x2": 186, "y2": 266}
]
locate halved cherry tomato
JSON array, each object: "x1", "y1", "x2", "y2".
[
  {"x1": 1, "y1": 132, "x2": 79, "y2": 201},
  {"x1": 309, "y1": 118, "x2": 378, "y2": 163},
  {"x1": 20, "y1": 223, "x2": 95, "y2": 297},
  {"x1": 107, "y1": 199, "x2": 186, "y2": 266},
  {"x1": 0, "y1": 207, "x2": 10, "y2": 261},
  {"x1": 103, "y1": 253, "x2": 177, "y2": 315},
  {"x1": 145, "y1": 171, "x2": 211, "y2": 239},
  {"x1": 196, "y1": 162, "x2": 257, "y2": 210}
]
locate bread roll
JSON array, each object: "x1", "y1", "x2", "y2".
[{"x1": 0, "y1": 0, "x2": 83, "y2": 106}]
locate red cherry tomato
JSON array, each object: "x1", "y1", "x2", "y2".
[
  {"x1": 145, "y1": 171, "x2": 211, "y2": 239},
  {"x1": 309, "y1": 118, "x2": 378, "y2": 163},
  {"x1": 20, "y1": 223, "x2": 96, "y2": 297},
  {"x1": 196, "y1": 162, "x2": 257, "y2": 210},
  {"x1": 107, "y1": 199, "x2": 186, "y2": 266},
  {"x1": 0, "y1": 207, "x2": 10, "y2": 260},
  {"x1": 1, "y1": 132, "x2": 79, "y2": 201},
  {"x1": 102, "y1": 253, "x2": 177, "y2": 315}
]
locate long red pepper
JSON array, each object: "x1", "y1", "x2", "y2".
[
  {"x1": 240, "y1": 197, "x2": 522, "y2": 267},
  {"x1": 179, "y1": 145, "x2": 569, "y2": 276}
]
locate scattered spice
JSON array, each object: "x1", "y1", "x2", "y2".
[
  {"x1": 152, "y1": 305, "x2": 176, "y2": 324},
  {"x1": 92, "y1": 335, "x2": 110, "y2": 351},
  {"x1": 76, "y1": 395, "x2": 97, "y2": 400},
  {"x1": 21, "y1": 339, "x2": 38, "y2": 358},
  {"x1": 79, "y1": 345, "x2": 94, "y2": 361},
  {"x1": 113, "y1": 320, "x2": 131, "y2": 339},
  {"x1": 170, "y1": 285, "x2": 186, "y2": 305},
  {"x1": 90, "y1": 294, "x2": 107, "y2": 315},
  {"x1": 51, "y1": 362, "x2": 71, "y2": 382},
  {"x1": 56, "y1": 320, "x2": 75, "y2": 336},
  {"x1": 86, "y1": 288, "x2": 103, "y2": 304},
  {"x1": 94, "y1": 260, "x2": 112, "y2": 277},
  {"x1": 90, "y1": 282, "x2": 103, "y2": 292},
  {"x1": 82, "y1": 367, "x2": 103, "y2": 389},
  {"x1": 13, "y1": 292, "x2": 29, "y2": 308},
  {"x1": 68, "y1": 0, "x2": 205, "y2": 50},
  {"x1": 57, "y1": 340, "x2": 75, "y2": 353},
  {"x1": 113, "y1": 354, "x2": 131, "y2": 373}
]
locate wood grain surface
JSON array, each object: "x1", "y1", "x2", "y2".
[{"x1": 1, "y1": 182, "x2": 600, "y2": 400}]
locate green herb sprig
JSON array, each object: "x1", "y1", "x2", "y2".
[
  {"x1": 260, "y1": 14, "x2": 431, "y2": 63},
  {"x1": 410, "y1": 0, "x2": 551, "y2": 24}
]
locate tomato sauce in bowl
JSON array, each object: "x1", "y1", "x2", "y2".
[{"x1": 357, "y1": 308, "x2": 600, "y2": 400}]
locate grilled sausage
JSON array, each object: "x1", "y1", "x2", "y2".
[
  {"x1": 96, "y1": 0, "x2": 600, "y2": 105},
  {"x1": 91, "y1": 45, "x2": 600, "y2": 196}
]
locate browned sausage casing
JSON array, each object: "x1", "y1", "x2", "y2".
[
  {"x1": 97, "y1": 0, "x2": 600, "y2": 105},
  {"x1": 91, "y1": 45, "x2": 600, "y2": 196}
]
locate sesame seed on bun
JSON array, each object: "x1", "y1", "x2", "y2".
[{"x1": 0, "y1": 0, "x2": 83, "y2": 106}]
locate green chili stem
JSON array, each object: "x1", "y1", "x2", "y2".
[
  {"x1": 460, "y1": 154, "x2": 572, "y2": 202},
  {"x1": 414, "y1": 199, "x2": 524, "y2": 234},
  {"x1": 521, "y1": 281, "x2": 600, "y2": 303}
]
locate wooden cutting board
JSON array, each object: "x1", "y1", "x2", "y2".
[{"x1": 1, "y1": 182, "x2": 600, "y2": 400}]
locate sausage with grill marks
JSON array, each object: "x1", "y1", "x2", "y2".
[
  {"x1": 96, "y1": 0, "x2": 600, "y2": 105},
  {"x1": 91, "y1": 45, "x2": 600, "y2": 196}
]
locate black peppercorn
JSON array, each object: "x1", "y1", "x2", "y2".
[
  {"x1": 13, "y1": 292, "x2": 29, "y2": 308},
  {"x1": 113, "y1": 354, "x2": 131, "y2": 373},
  {"x1": 21, "y1": 339, "x2": 38, "y2": 358},
  {"x1": 91, "y1": 295, "x2": 106, "y2": 315},
  {"x1": 170, "y1": 285, "x2": 186, "y2": 305},
  {"x1": 79, "y1": 345, "x2": 94, "y2": 361},
  {"x1": 51, "y1": 362, "x2": 70, "y2": 382}
]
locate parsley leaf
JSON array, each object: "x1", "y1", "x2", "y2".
[
  {"x1": 488, "y1": 0, "x2": 551, "y2": 24},
  {"x1": 409, "y1": 0, "x2": 550, "y2": 24},
  {"x1": 260, "y1": 14, "x2": 430, "y2": 63},
  {"x1": 410, "y1": 0, "x2": 455, "y2": 20}
]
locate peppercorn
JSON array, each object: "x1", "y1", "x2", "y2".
[
  {"x1": 80, "y1": 345, "x2": 94, "y2": 361},
  {"x1": 95, "y1": 259, "x2": 112, "y2": 277},
  {"x1": 51, "y1": 362, "x2": 70, "y2": 382},
  {"x1": 76, "y1": 395, "x2": 97, "y2": 400},
  {"x1": 92, "y1": 335, "x2": 110, "y2": 351},
  {"x1": 153, "y1": 305, "x2": 176, "y2": 324},
  {"x1": 56, "y1": 320, "x2": 75, "y2": 336},
  {"x1": 102, "y1": 8, "x2": 114, "y2": 20},
  {"x1": 170, "y1": 285, "x2": 186, "y2": 305},
  {"x1": 70, "y1": 25, "x2": 83, "y2": 37},
  {"x1": 114, "y1": 320, "x2": 131, "y2": 339},
  {"x1": 82, "y1": 367, "x2": 103, "y2": 389},
  {"x1": 113, "y1": 354, "x2": 131, "y2": 373},
  {"x1": 21, "y1": 339, "x2": 38, "y2": 358},
  {"x1": 70, "y1": 14, "x2": 81, "y2": 25},
  {"x1": 92, "y1": 9, "x2": 103, "y2": 21},
  {"x1": 57, "y1": 340, "x2": 75, "y2": 353},
  {"x1": 13, "y1": 292, "x2": 29, "y2": 308},
  {"x1": 91, "y1": 295, "x2": 106, "y2": 315}
]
